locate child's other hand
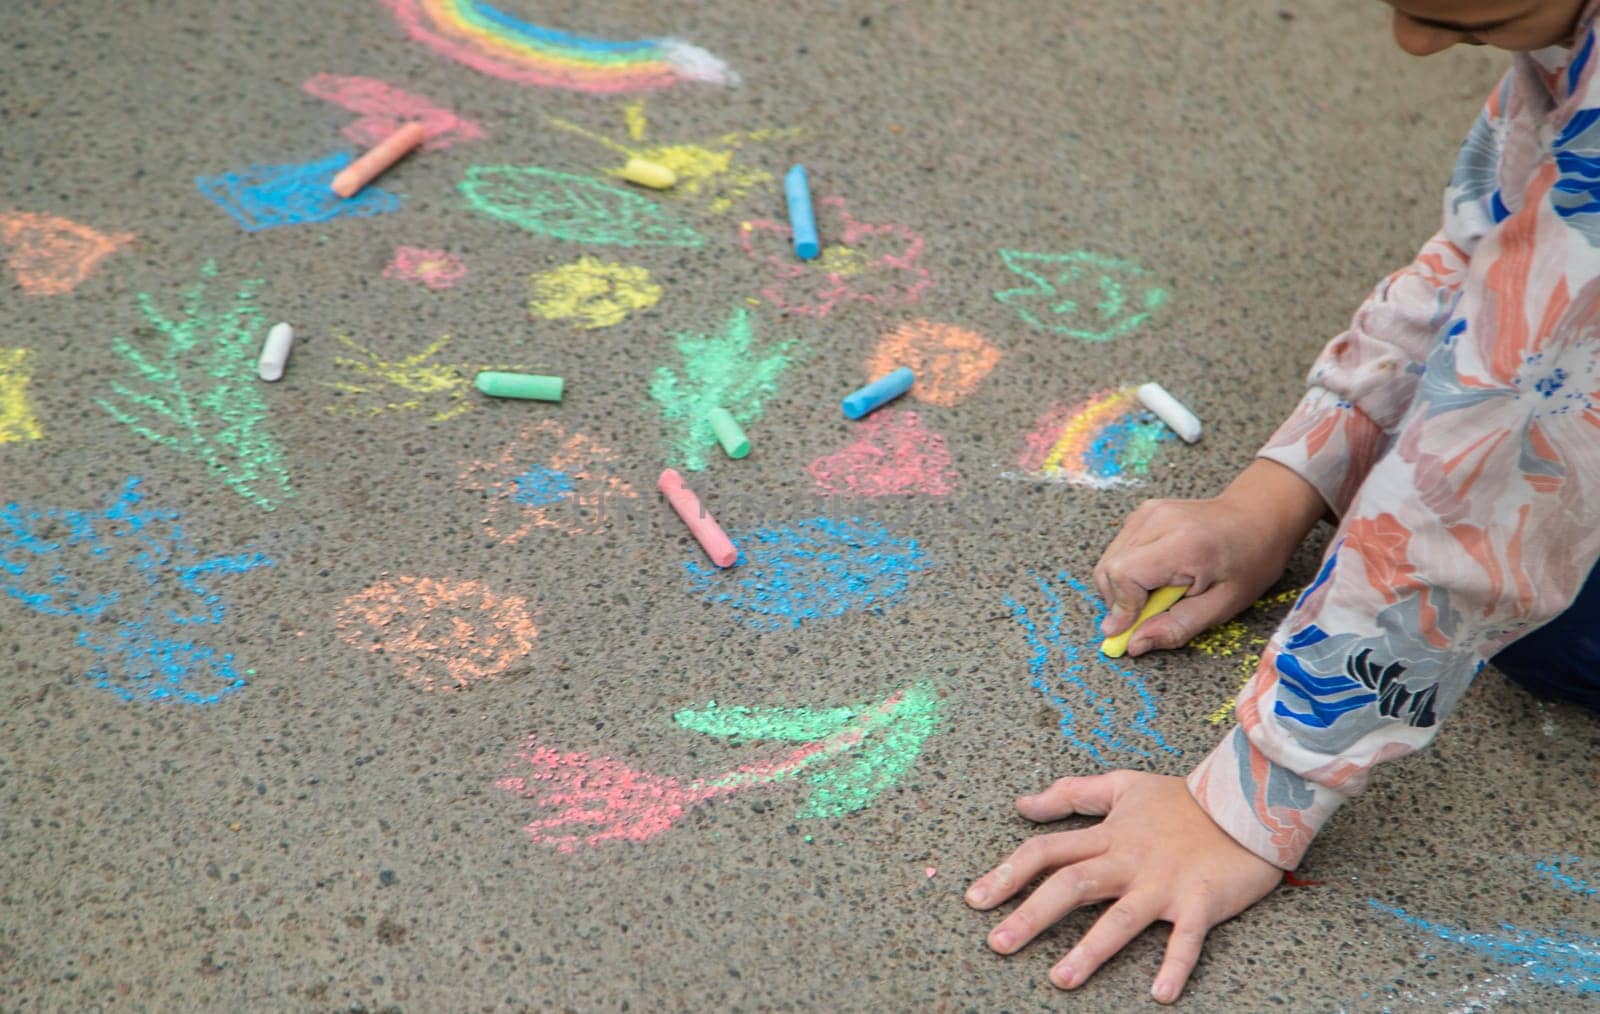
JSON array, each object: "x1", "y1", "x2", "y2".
[
  {"x1": 1093, "y1": 458, "x2": 1326, "y2": 655},
  {"x1": 965, "y1": 771, "x2": 1282, "y2": 1004}
]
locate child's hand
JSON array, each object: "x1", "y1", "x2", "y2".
[
  {"x1": 965, "y1": 771, "x2": 1282, "y2": 1004},
  {"x1": 1093, "y1": 459, "x2": 1326, "y2": 656}
]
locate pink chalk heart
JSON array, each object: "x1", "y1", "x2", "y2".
[{"x1": 807, "y1": 409, "x2": 958, "y2": 497}]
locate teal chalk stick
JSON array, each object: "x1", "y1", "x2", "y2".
[
  {"x1": 475, "y1": 371, "x2": 563, "y2": 402},
  {"x1": 707, "y1": 407, "x2": 750, "y2": 459}
]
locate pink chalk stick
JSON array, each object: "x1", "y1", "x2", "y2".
[
  {"x1": 658, "y1": 468, "x2": 738, "y2": 568},
  {"x1": 331, "y1": 121, "x2": 427, "y2": 198}
]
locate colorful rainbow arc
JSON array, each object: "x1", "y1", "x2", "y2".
[
  {"x1": 1014, "y1": 387, "x2": 1173, "y2": 489},
  {"x1": 381, "y1": 0, "x2": 740, "y2": 92}
]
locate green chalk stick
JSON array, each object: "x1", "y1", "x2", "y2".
[
  {"x1": 475, "y1": 371, "x2": 563, "y2": 402},
  {"x1": 707, "y1": 407, "x2": 750, "y2": 459}
]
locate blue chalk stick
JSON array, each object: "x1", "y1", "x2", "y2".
[
  {"x1": 842, "y1": 367, "x2": 915, "y2": 419},
  {"x1": 785, "y1": 164, "x2": 819, "y2": 260}
]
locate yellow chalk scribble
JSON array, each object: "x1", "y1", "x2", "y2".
[
  {"x1": 528, "y1": 256, "x2": 662, "y2": 329},
  {"x1": 547, "y1": 102, "x2": 801, "y2": 215},
  {"x1": 0, "y1": 347, "x2": 44, "y2": 443},
  {"x1": 813, "y1": 244, "x2": 868, "y2": 277},
  {"x1": 1197, "y1": 588, "x2": 1302, "y2": 724},
  {"x1": 323, "y1": 334, "x2": 526, "y2": 422}
]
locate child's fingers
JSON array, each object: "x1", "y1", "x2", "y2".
[
  {"x1": 964, "y1": 826, "x2": 1107, "y2": 911},
  {"x1": 1124, "y1": 592, "x2": 1224, "y2": 656},
  {"x1": 1050, "y1": 891, "x2": 1161, "y2": 990},
  {"x1": 1096, "y1": 539, "x2": 1191, "y2": 635},
  {"x1": 984, "y1": 857, "x2": 1125, "y2": 956},
  {"x1": 1092, "y1": 502, "x2": 1163, "y2": 611},
  {"x1": 1149, "y1": 910, "x2": 1211, "y2": 1004},
  {"x1": 1016, "y1": 771, "x2": 1126, "y2": 821}
]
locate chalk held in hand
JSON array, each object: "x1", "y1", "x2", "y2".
[
  {"x1": 842, "y1": 366, "x2": 914, "y2": 419},
  {"x1": 1101, "y1": 584, "x2": 1188, "y2": 659},
  {"x1": 1136, "y1": 382, "x2": 1202, "y2": 444},
  {"x1": 331, "y1": 121, "x2": 427, "y2": 198},
  {"x1": 785, "y1": 164, "x2": 819, "y2": 260},
  {"x1": 659, "y1": 468, "x2": 738, "y2": 568},
  {"x1": 707, "y1": 407, "x2": 750, "y2": 459},
  {"x1": 620, "y1": 156, "x2": 677, "y2": 190},
  {"x1": 475, "y1": 371, "x2": 564, "y2": 402},
  {"x1": 257, "y1": 322, "x2": 294, "y2": 382}
]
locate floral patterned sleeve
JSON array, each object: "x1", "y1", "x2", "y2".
[{"x1": 1189, "y1": 24, "x2": 1600, "y2": 869}]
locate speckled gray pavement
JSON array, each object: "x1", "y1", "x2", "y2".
[{"x1": 3, "y1": 2, "x2": 1598, "y2": 1011}]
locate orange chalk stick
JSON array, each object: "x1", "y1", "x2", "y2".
[
  {"x1": 331, "y1": 122, "x2": 427, "y2": 198},
  {"x1": 659, "y1": 468, "x2": 738, "y2": 568}
]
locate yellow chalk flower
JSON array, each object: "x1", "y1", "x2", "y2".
[{"x1": 528, "y1": 256, "x2": 663, "y2": 330}]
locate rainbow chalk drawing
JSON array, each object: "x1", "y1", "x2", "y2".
[
  {"x1": 0, "y1": 348, "x2": 45, "y2": 444},
  {"x1": 1196, "y1": 587, "x2": 1303, "y2": 724},
  {"x1": 739, "y1": 196, "x2": 932, "y2": 317},
  {"x1": 96, "y1": 263, "x2": 294, "y2": 511},
  {"x1": 336, "y1": 575, "x2": 538, "y2": 693},
  {"x1": 380, "y1": 0, "x2": 739, "y2": 92},
  {"x1": 995, "y1": 249, "x2": 1166, "y2": 342},
  {"x1": 324, "y1": 332, "x2": 526, "y2": 421},
  {"x1": 528, "y1": 256, "x2": 662, "y2": 329},
  {"x1": 0, "y1": 210, "x2": 132, "y2": 295},
  {"x1": 1371, "y1": 858, "x2": 1600, "y2": 997},
  {"x1": 0, "y1": 478, "x2": 271, "y2": 705},
  {"x1": 458, "y1": 419, "x2": 638, "y2": 540},
  {"x1": 1005, "y1": 571, "x2": 1180, "y2": 766},
  {"x1": 807, "y1": 410, "x2": 959, "y2": 498},
  {"x1": 684, "y1": 517, "x2": 927, "y2": 629},
  {"x1": 867, "y1": 320, "x2": 1002, "y2": 408},
  {"x1": 650, "y1": 307, "x2": 795, "y2": 471},
  {"x1": 384, "y1": 246, "x2": 468, "y2": 290},
  {"x1": 1013, "y1": 387, "x2": 1176, "y2": 489},
  {"x1": 495, "y1": 681, "x2": 944, "y2": 851},
  {"x1": 196, "y1": 153, "x2": 401, "y2": 232},
  {"x1": 546, "y1": 101, "x2": 800, "y2": 216},
  {"x1": 302, "y1": 73, "x2": 486, "y2": 151},
  {"x1": 460, "y1": 165, "x2": 703, "y2": 247}
]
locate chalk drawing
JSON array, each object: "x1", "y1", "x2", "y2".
[
  {"x1": 195, "y1": 152, "x2": 400, "y2": 232},
  {"x1": 650, "y1": 306, "x2": 795, "y2": 471},
  {"x1": 459, "y1": 165, "x2": 704, "y2": 247},
  {"x1": 96, "y1": 262, "x2": 294, "y2": 511},
  {"x1": 458, "y1": 419, "x2": 639, "y2": 540},
  {"x1": 806, "y1": 410, "x2": 959, "y2": 497},
  {"x1": 324, "y1": 332, "x2": 522, "y2": 421},
  {"x1": 995, "y1": 249, "x2": 1166, "y2": 342},
  {"x1": 302, "y1": 73, "x2": 486, "y2": 151},
  {"x1": 0, "y1": 348, "x2": 44, "y2": 444},
  {"x1": 381, "y1": 0, "x2": 739, "y2": 92},
  {"x1": 1196, "y1": 587, "x2": 1303, "y2": 724},
  {"x1": 383, "y1": 246, "x2": 468, "y2": 290},
  {"x1": 866, "y1": 320, "x2": 1002, "y2": 408},
  {"x1": 1370, "y1": 899, "x2": 1600, "y2": 997},
  {"x1": 495, "y1": 682, "x2": 943, "y2": 851},
  {"x1": 1005, "y1": 570, "x2": 1180, "y2": 766},
  {"x1": 1536, "y1": 856, "x2": 1599, "y2": 898},
  {"x1": 0, "y1": 477, "x2": 271, "y2": 704},
  {"x1": 546, "y1": 101, "x2": 800, "y2": 215},
  {"x1": 336, "y1": 575, "x2": 538, "y2": 693},
  {"x1": 1011, "y1": 387, "x2": 1175, "y2": 489},
  {"x1": 684, "y1": 517, "x2": 927, "y2": 629},
  {"x1": 0, "y1": 210, "x2": 132, "y2": 296},
  {"x1": 739, "y1": 196, "x2": 932, "y2": 317},
  {"x1": 527, "y1": 256, "x2": 662, "y2": 329}
]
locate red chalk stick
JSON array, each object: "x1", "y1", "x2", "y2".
[
  {"x1": 332, "y1": 122, "x2": 426, "y2": 198},
  {"x1": 659, "y1": 468, "x2": 738, "y2": 568}
]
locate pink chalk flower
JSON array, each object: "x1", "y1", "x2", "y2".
[
  {"x1": 738, "y1": 196, "x2": 932, "y2": 318},
  {"x1": 383, "y1": 246, "x2": 467, "y2": 290}
]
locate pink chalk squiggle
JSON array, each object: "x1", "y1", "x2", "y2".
[{"x1": 302, "y1": 73, "x2": 486, "y2": 151}]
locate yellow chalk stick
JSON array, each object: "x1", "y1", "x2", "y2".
[
  {"x1": 619, "y1": 157, "x2": 677, "y2": 190},
  {"x1": 1100, "y1": 585, "x2": 1188, "y2": 658}
]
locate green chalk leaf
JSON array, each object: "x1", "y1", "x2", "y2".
[{"x1": 460, "y1": 165, "x2": 705, "y2": 248}]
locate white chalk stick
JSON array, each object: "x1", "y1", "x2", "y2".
[
  {"x1": 1137, "y1": 382, "x2": 1201, "y2": 443},
  {"x1": 258, "y1": 322, "x2": 294, "y2": 382}
]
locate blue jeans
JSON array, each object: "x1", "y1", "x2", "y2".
[{"x1": 1491, "y1": 564, "x2": 1600, "y2": 712}]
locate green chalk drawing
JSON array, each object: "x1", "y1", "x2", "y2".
[
  {"x1": 650, "y1": 307, "x2": 795, "y2": 471},
  {"x1": 459, "y1": 164, "x2": 704, "y2": 247},
  {"x1": 995, "y1": 249, "x2": 1166, "y2": 342},
  {"x1": 1123, "y1": 416, "x2": 1169, "y2": 475},
  {"x1": 96, "y1": 262, "x2": 293, "y2": 511},
  {"x1": 675, "y1": 680, "x2": 945, "y2": 819}
]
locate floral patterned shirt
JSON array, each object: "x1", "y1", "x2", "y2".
[{"x1": 1188, "y1": 10, "x2": 1600, "y2": 869}]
